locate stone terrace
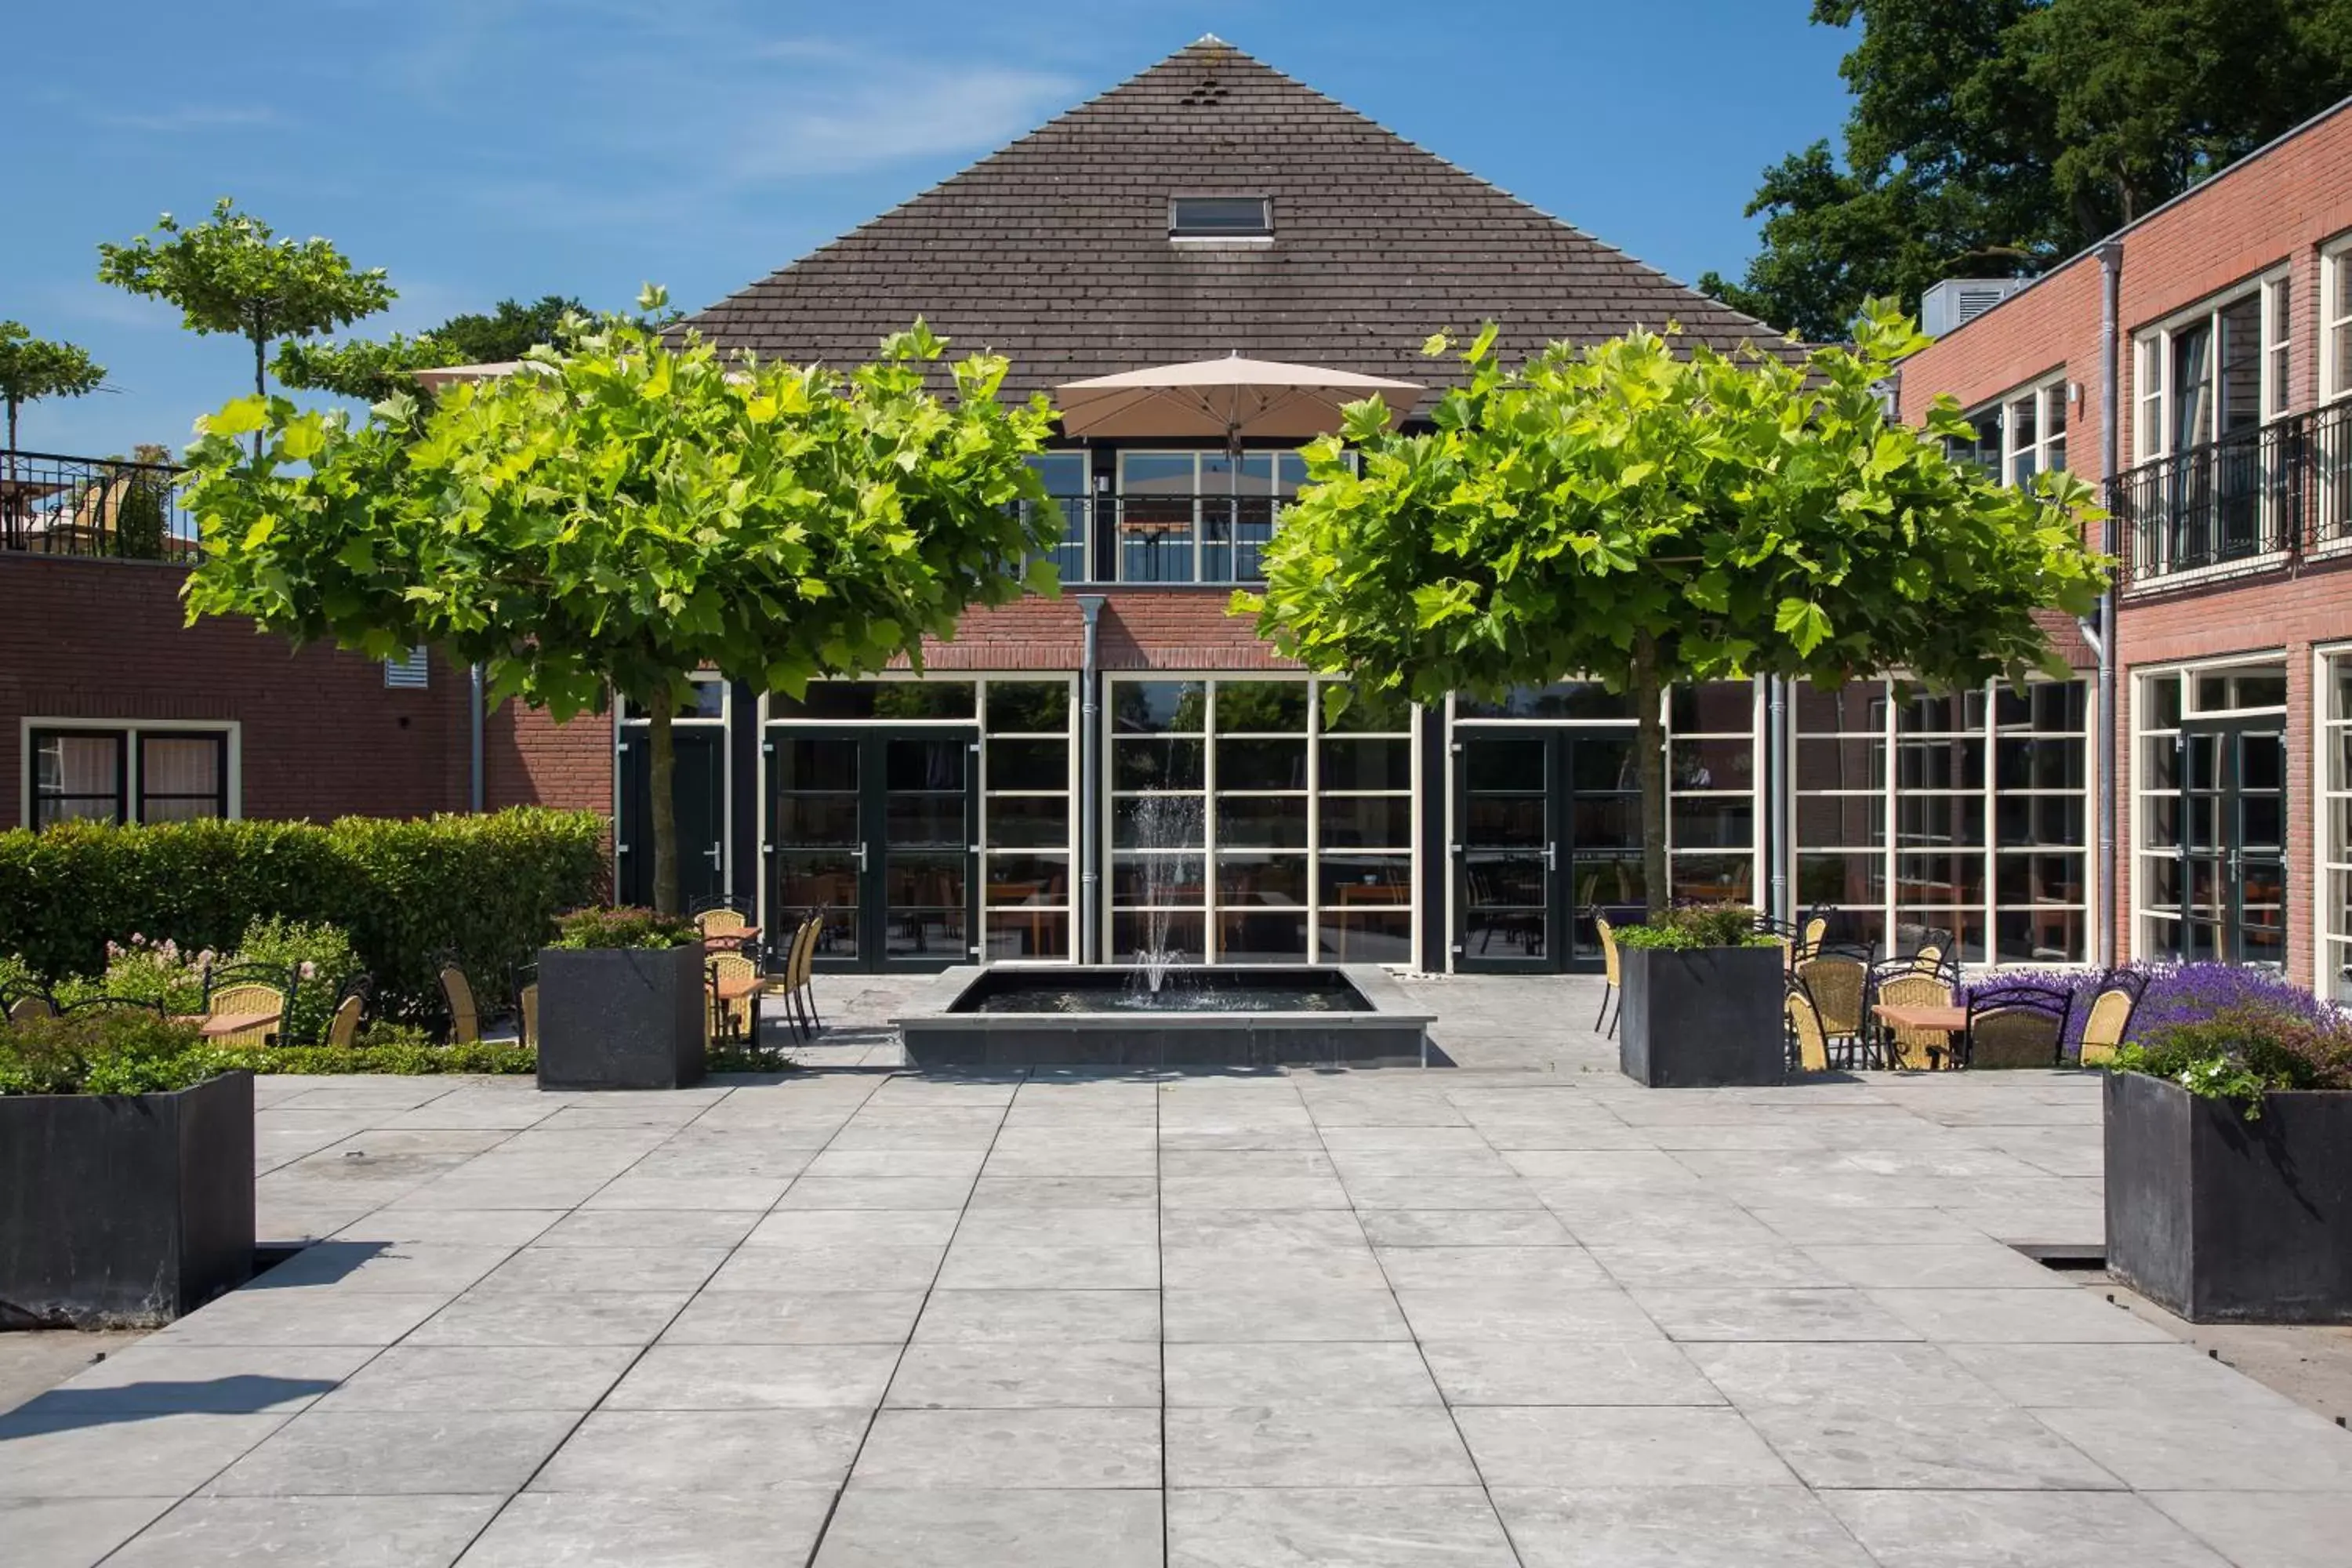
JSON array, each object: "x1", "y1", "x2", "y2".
[{"x1": 6, "y1": 976, "x2": 2352, "y2": 1566}]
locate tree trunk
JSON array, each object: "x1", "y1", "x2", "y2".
[
  {"x1": 251, "y1": 329, "x2": 268, "y2": 462},
  {"x1": 647, "y1": 685, "x2": 680, "y2": 915},
  {"x1": 1632, "y1": 633, "x2": 1671, "y2": 922}
]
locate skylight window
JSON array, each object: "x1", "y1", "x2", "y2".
[{"x1": 1170, "y1": 195, "x2": 1272, "y2": 241}]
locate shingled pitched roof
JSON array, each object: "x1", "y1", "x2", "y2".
[{"x1": 685, "y1": 37, "x2": 1795, "y2": 395}]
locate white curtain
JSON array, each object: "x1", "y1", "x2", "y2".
[{"x1": 140, "y1": 736, "x2": 223, "y2": 820}]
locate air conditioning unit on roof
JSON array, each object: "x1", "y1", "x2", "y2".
[{"x1": 1920, "y1": 278, "x2": 2030, "y2": 338}]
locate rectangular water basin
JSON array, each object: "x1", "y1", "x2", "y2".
[{"x1": 894, "y1": 964, "x2": 1432, "y2": 1070}]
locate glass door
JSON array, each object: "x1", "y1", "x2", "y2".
[
  {"x1": 1454, "y1": 731, "x2": 1646, "y2": 973},
  {"x1": 2176, "y1": 718, "x2": 2288, "y2": 964},
  {"x1": 770, "y1": 728, "x2": 977, "y2": 971},
  {"x1": 617, "y1": 728, "x2": 725, "y2": 910}
]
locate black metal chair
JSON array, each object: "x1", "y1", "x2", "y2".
[
  {"x1": 57, "y1": 994, "x2": 166, "y2": 1018},
  {"x1": 1962, "y1": 984, "x2": 2076, "y2": 1069},
  {"x1": 2, "y1": 984, "x2": 60, "y2": 1025}
]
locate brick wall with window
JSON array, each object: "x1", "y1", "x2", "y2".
[
  {"x1": 1896, "y1": 102, "x2": 2352, "y2": 984},
  {"x1": 1, "y1": 554, "x2": 609, "y2": 832}
]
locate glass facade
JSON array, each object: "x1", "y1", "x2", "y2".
[
  {"x1": 1108, "y1": 675, "x2": 1413, "y2": 964},
  {"x1": 2328, "y1": 654, "x2": 2352, "y2": 1000},
  {"x1": 2136, "y1": 663, "x2": 2288, "y2": 966},
  {"x1": 1795, "y1": 677, "x2": 2090, "y2": 962}
]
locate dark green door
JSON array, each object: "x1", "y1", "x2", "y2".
[
  {"x1": 768, "y1": 728, "x2": 978, "y2": 971},
  {"x1": 2176, "y1": 719, "x2": 2287, "y2": 964},
  {"x1": 1453, "y1": 729, "x2": 1645, "y2": 972},
  {"x1": 617, "y1": 728, "x2": 726, "y2": 909}
]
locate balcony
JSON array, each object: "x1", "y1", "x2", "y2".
[
  {"x1": 2110, "y1": 402, "x2": 2352, "y2": 590},
  {"x1": 1022, "y1": 492, "x2": 1294, "y2": 586},
  {"x1": 1, "y1": 450, "x2": 196, "y2": 560}
]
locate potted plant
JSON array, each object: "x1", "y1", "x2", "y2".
[
  {"x1": 1613, "y1": 904, "x2": 1787, "y2": 1087},
  {"x1": 0, "y1": 1009, "x2": 252, "y2": 1327},
  {"x1": 2103, "y1": 1000, "x2": 2352, "y2": 1324},
  {"x1": 535, "y1": 907, "x2": 708, "y2": 1091}
]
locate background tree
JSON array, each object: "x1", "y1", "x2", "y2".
[
  {"x1": 97, "y1": 198, "x2": 394, "y2": 450},
  {"x1": 1700, "y1": 0, "x2": 2352, "y2": 339},
  {"x1": 0, "y1": 322, "x2": 107, "y2": 450},
  {"x1": 1240, "y1": 305, "x2": 2107, "y2": 920},
  {"x1": 275, "y1": 295, "x2": 589, "y2": 404},
  {"x1": 180, "y1": 289, "x2": 1058, "y2": 913}
]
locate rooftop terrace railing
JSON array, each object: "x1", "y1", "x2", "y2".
[
  {"x1": 2110, "y1": 402, "x2": 2352, "y2": 590},
  {"x1": 1, "y1": 449, "x2": 197, "y2": 561}
]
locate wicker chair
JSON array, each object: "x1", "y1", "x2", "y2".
[
  {"x1": 1965, "y1": 985, "x2": 2074, "y2": 1069},
  {"x1": 1784, "y1": 980, "x2": 1832, "y2": 1073},
  {"x1": 439, "y1": 960, "x2": 482, "y2": 1045},
  {"x1": 4, "y1": 989, "x2": 58, "y2": 1025},
  {"x1": 1799, "y1": 914, "x2": 1828, "y2": 958},
  {"x1": 1874, "y1": 971, "x2": 1957, "y2": 1070},
  {"x1": 1795, "y1": 954, "x2": 1867, "y2": 1065},
  {"x1": 778, "y1": 913, "x2": 824, "y2": 1041},
  {"x1": 201, "y1": 961, "x2": 292, "y2": 1045},
  {"x1": 694, "y1": 902, "x2": 753, "y2": 939},
  {"x1": 2076, "y1": 969, "x2": 2150, "y2": 1066},
  {"x1": 707, "y1": 949, "x2": 760, "y2": 1042},
  {"x1": 1593, "y1": 913, "x2": 1622, "y2": 1037},
  {"x1": 322, "y1": 990, "x2": 365, "y2": 1048}
]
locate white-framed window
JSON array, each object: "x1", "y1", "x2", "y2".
[
  {"x1": 2132, "y1": 658, "x2": 2291, "y2": 966},
  {"x1": 1112, "y1": 449, "x2": 1309, "y2": 583},
  {"x1": 1024, "y1": 452, "x2": 1091, "y2": 586},
  {"x1": 22, "y1": 720, "x2": 239, "y2": 829},
  {"x1": 1105, "y1": 674, "x2": 1415, "y2": 965},
  {"x1": 1953, "y1": 374, "x2": 2067, "y2": 487},
  {"x1": 2321, "y1": 238, "x2": 2352, "y2": 405},
  {"x1": 2320, "y1": 647, "x2": 2352, "y2": 1000},
  {"x1": 1790, "y1": 676, "x2": 2092, "y2": 964},
  {"x1": 2132, "y1": 270, "x2": 2293, "y2": 462}
]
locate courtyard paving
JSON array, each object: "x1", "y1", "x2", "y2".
[{"x1": 7, "y1": 975, "x2": 2352, "y2": 1566}]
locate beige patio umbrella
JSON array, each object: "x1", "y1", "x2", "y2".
[{"x1": 1055, "y1": 354, "x2": 1423, "y2": 445}]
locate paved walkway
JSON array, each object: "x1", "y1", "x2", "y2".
[{"x1": 8, "y1": 978, "x2": 2352, "y2": 1566}]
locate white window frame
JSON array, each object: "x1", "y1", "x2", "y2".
[
  {"x1": 2317, "y1": 643, "x2": 2352, "y2": 1000},
  {"x1": 2320, "y1": 238, "x2": 2352, "y2": 406},
  {"x1": 2129, "y1": 654, "x2": 2291, "y2": 964},
  {"x1": 19, "y1": 717, "x2": 242, "y2": 829},
  {"x1": 2132, "y1": 267, "x2": 2295, "y2": 463},
  {"x1": 1987, "y1": 372, "x2": 2070, "y2": 487},
  {"x1": 1112, "y1": 449, "x2": 1309, "y2": 585}
]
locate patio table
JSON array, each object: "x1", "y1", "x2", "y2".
[
  {"x1": 702, "y1": 927, "x2": 760, "y2": 948},
  {"x1": 1871, "y1": 1003, "x2": 1966, "y2": 1033},
  {"x1": 169, "y1": 1010, "x2": 282, "y2": 1040}
]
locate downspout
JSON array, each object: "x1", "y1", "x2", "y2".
[
  {"x1": 2094, "y1": 240, "x2": 2125, "y2": 969},
  {"x1": 1077, "y1": 594, "x2": 1105, "y2": 966},
  {"x1": 468, "y1": 663, "x2": 485, "y2": 813},
  {"x1": 1766, "y1": 675, "x2": 1788, "y2": 924}
]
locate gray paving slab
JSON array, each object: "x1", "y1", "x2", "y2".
[{"x1": 19, "y1": 976, "x2": 2352, "y2": 1565}]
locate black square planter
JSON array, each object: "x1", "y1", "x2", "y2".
[
  {"x1": 2104, "y1": 1070, "x2": 2352, "y2": 1324},
  {"x1": 535, "y1": 943, "x2": 708, "y2": 1091},
  {"x1": 1618, "y1": 945, "x2": 1788, "y2": 1087},
  {"x1": 0, "y1": 1069, "x2": 255, "y2": 1328}
]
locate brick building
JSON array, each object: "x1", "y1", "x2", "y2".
[
  {"x1": 1896, "y1": 97, "x2": 2352, "y2": 1000},
  {"x1": 12, "y1": 38, "x2": 2122, "y2": 982}
]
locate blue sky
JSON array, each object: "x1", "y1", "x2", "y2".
[{"x1": 4, "y1": 2, "x2": 1855, "y2": 458}]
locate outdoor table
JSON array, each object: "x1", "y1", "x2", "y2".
[
  {"x1": 1871, "y1": 1002, "x2": 1968, "y2": 1069},
  {"x1": 0, "y1": 477, "x2": 70, "y2": 549},
  {"x1": 170, "y1": 1010, "x2": 282, "y2": 1040},
  {"x1": 702, "y1": 926, "x2": 760, "y2": 948}
]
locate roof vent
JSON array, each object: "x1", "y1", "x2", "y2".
[
  {"x1": 1921, "y1": 278, "x2": 2031, "y2": 337},
  {"x1": 1171, "y1": 195, "x2": 1271, "y2": 242}
]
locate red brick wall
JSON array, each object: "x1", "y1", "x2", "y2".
[
  {"x1": 1, "y1": 554, "x2": 611, "y2": 831},
  {"x1": 1898, "y1": 103, "x2": 2352, "y2": 985},
  {"x1": 894, "y1": 590, "x2": 1302, "y2": 672}
]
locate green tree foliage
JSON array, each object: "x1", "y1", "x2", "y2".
[
  {"x1": 0, "y1": 321, "x2": 106, "y2": 450},
  {"x1": 180, "y1": 290, "x2": 1058, "y2": 911},
  {"x1": 1239, "y1": 305, "x2": 2107, "y2": 918},
  {"x1": 274, "y1": 295, "x2": 589, "y2": 403},
  {"x1": 96, "y1": 198, "x2": 394, "y2": 419},
  {"x1": 1700, "y1": 0, "x2": 2352, "y2": 339}
]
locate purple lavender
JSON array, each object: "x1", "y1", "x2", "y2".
[{"x1": 1957, "y1": 961, "x2": 2343, "y2": 1057}]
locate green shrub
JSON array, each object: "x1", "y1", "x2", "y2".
[
  {"x1": 0, "y1": 952, "x2": 42, "y2": 999},
  {"x1": 53, "y1": 933, "x2": 209, "y2": 1016},
  {"x1": 550, "y1": 906, "x2": 700, "y2": 950},
  {"x1": 2115, "y1": 1003, "x2": 2352, "y2": 1118},
  {"x1": 0, "y1": 809, "x2": 604, "y2": 1025},
  {"x1": 0, "y1": 1010, "x2": 213, "y2": 1095},
  {"x1": 231, "y1": 916, "x2": 360, "y2": 1042},
  {"x1": 1616, "y1": 903, "x2": 1776, "y2": 951},
  {"x1": 217, "y1": 1038, "x2": 536, "y2": 1076}
]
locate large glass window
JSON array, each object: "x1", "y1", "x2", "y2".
[
  {"x1": 1025, "y1": 453, "x2": 1090, "y2": 586},
  {"x1": 1112, "y1": 450, "x2": 1308, "y2": 583},
  {"x1": 982, "y1": 680, "x2": 1076, "y2": 960},
  {"x1": 1108, "y1": 676, "x2": 1412, "y2": 964},
  {"x1": 2326, "y1": 653, "x2": 2352, "y2": 1001},
  {"x1": 30, "y1": 726, "x2": 228, "y2": 829},
  {"x1": 1961, "y1": 376, "x2": 2068, "y2": 488},
  {"x1": 1793, "y1": 677, "x2": 2090, "y2": 962},
  {"x1": 1668, "y1": 682, "x2": 1760, "y2": 905},
  {"x1": 2136, "y1": 662, "x2": 2288, "y2": 965},
  {"x1": 2133, "y1": 274, "x2": 2292, "y2": 462}
]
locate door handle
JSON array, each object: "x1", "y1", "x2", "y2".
[
  {"x1": 704, "y1": 843, "x2": 723, "y2": 868},
  {"x1": 854, "y1": 843, "x2": 869, "y2": 873},
  {"x1": 1543, "y1": 841, "x2": 1558, "y2": 873}
]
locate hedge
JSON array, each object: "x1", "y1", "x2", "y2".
[{"x1": 0, "y1": 809, "x2": 606, "y2": 1023}]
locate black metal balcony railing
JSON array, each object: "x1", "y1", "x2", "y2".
[
  {"x1": 1020, "y1": 492, "x2": 1293, "y2": 586},
  {"x1": 0, "y1": 450, "x2": 195, "y2": 560},
  {"x1": 2110, "y1": 402, "x2": 2352, "y2": 588}
]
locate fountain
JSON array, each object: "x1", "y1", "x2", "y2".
[{"x1": 1122, "y1": 793, "x2": 1202, "y2": 1000}]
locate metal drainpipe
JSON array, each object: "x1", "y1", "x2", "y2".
[
  {"x1": 1077, "y1": 595, "x2": 1105, "y2": 966},
  {"x1": 1766, "y1": 675, "x2": 1788, "y2": 924},
  {"x1": 2095, "y1": 240, "x2": 2125, "y2": 970},
  {"x1": 468, "y1": 663, "x2": 485, "y2": 813}
]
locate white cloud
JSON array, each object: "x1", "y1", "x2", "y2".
[
  {"x1": 724, "y1": 64, "x2": 1077, "y2": 182},
  {"x1": 87, "y1": 104, "x2": 281, "y2": 133}
]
